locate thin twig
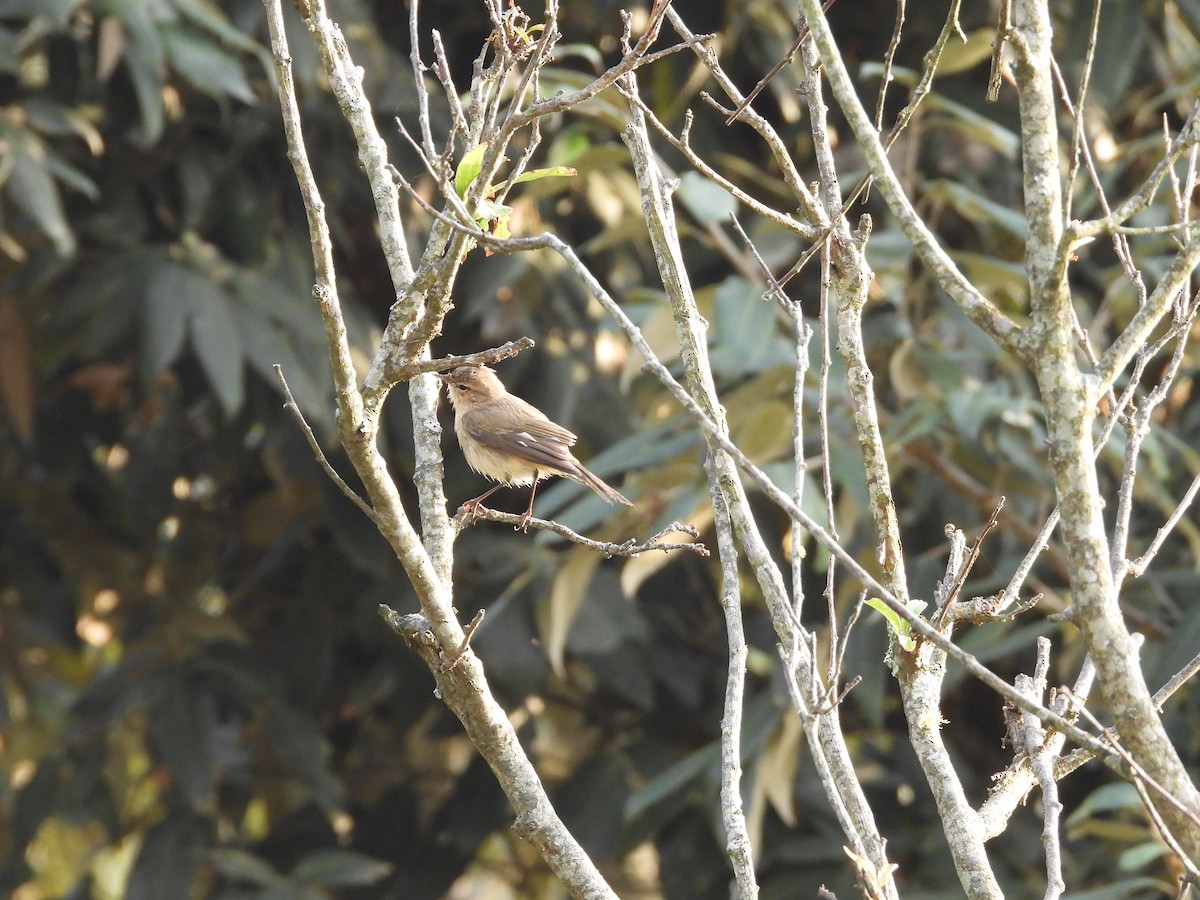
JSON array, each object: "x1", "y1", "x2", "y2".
[
  {"x1": 1126, "y1": 472, "x2": 1200, "y2": 579},
  {"x1": 933, "y1": 498, "x2": 1005, "y2": 628},
  {"x1": 874, "y1": 0, "x2": 906, "y2": 131},
  {"x1": 1062, "y1": 689, "x2": 1200, "y2": 868},
  {"x1": 275, "y1": 365, "x2": 380, "y2": 526},
  {"x1": 439, "y1": 609, "x2": 485, "y2": 672},
  {"x1": 431, "y1": 30, "x2": 469, "y2": 135},
  {"x1": 723, "y1": 0, "x2": 839, "y2": 125},
  {"x1": 1112, "y1": 295, "x2": 1199, "y2": 584},
  {"x1": 668, "y1": 9, "x2": 824, "y2": 225},
  {"x1": 1060, "y1": 0, "x2": 1103, "y2": 229},
  {"x1": 628, "y1": 94, "x2": 820, "y2": 243},
  {"x1": 479, "y1": 229, "x2": 1143, "y2": 774}
]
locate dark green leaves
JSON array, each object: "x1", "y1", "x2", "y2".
[{"x1": 142, "y1": 257, "x2": 244, "y2": 415}]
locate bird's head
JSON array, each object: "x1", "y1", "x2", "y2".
[{"x1": 435, "y1": 366, "x2": 507, "y2": 409}]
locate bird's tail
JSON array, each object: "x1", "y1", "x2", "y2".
[{"x1": 575, "y1": 464, "x2": 633, "y2": 506}]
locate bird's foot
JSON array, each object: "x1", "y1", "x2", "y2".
[{"x1": 455, "y1": 500, "x2": 487, "y2": 527}]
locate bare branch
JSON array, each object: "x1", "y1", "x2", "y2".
[
  {"x1": 986, "y1": 0, "x2": 1010, "y2": 101},
  {"x1": 1070, "y1": 102, "x2": 1200, "y2": 239},
  {"x1": 710, "y1": 488, "x2": 759, "y2": 897},
  {"x1": 933, "y1": 499, "x2": 1005, "y2": 628},
  {"x1": 883, "y1": 0, "x2": 964, "y2": 146},
  {"x1": 401, "y1": 338, "x2": 537, "y2": 380},
  {"x1": 431, "y1": 30, "x2": 469, "y2": 135},
  {"x1": 457, "y1": 507, "x2": 709, "y2": 558},
  {"x1": 1018, "y1": 639, "x2": 1065, "y2": 899}
]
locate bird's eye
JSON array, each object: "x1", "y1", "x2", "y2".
[{"x1": 456, "y1": 384, "x2": 467, "y2": 391}]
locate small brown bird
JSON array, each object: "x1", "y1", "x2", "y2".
[{"x1": 435, "y1": 366, "x2": 632, "y2": 528}]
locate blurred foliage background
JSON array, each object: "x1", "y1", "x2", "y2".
[{"x1": 2, "y1": 0, "x2": 1200, "y2": 897}]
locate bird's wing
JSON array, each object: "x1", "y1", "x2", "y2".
[{"x1": 462, "y1": 408, "x2": 581, "y2": 474}]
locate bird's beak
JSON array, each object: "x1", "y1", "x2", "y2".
[{"x1": 433, "y1": 372, "x2": 451, "y2": 382}]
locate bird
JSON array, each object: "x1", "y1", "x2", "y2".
[{"x1": 435, "y1": 365, "x2": 632, "y2": 529}]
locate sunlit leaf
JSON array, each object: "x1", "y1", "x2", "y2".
[
  {"x1": 474, "y1": 196, "x2": 510, "y2": 223},
  {"x1": 756, "y1": 712, "x2": 802, "y2": 827},
  {"x1": 500, "y1": 165, "x2": 577, "y2": 190},
  {"x1": 455, "y1": 142, "x2": 489, "y2": 198},
  {"x1": 1118, "y1": 841, "x2": 1169, "y2": 872},
  {"x1": 933, "y1": 28, "x2": 996, "y2": 75},
  {"x1": 22, "y1": 98, "x2": 105, "y2": 156},
  {"x1": 865, "y1": 597, "x2": 926, "y2": 652}
]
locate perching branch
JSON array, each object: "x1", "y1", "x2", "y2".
[{"x1": 459, "y1": 508, "x2": 710, "y2": 558}]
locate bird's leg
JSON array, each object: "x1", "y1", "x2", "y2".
[
  {"x1": 518, "y1": 471, "x2": 540, "y2": 532},
  {"x1": 462, "y1": 483, "x2": 504, "y2": 523}
]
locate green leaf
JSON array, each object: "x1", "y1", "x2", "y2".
[
  {"x1": 499, "y1": 165, "x2": 578, "y2": 190},
  {"x1": 707, "y1": 276, "x2": 792, "y2": 378},
  {"x1": 473, "y1": 196, "x2": 511, "y2": 223},
  {"x1": 206, "y1": 849, "x2": 285, "y2": 887},
  {"x1": 625, "y1": 742, "x2": 718, "y2": 825},
  {"x1": 1066, "y1": 781, "x2": 1141, "y2": 825},
  {"x1": 677, "y1": 171, "x2": 737, "y2": 225},
  {"x1": 147, "y1": 673, "x2": 219, "y2": 810},
  {"x1": 22, "y1": 98, "x2": 105, "y2": 156},
  {"x1": 263, "y1": 703, "x2": 345, "y2": 812},
  {"x1": 1118, "y1": 841, "x2": 1169, "y2": 872},
  {"x1": 189, "y1": 283, "x2": 244, "y2": 416},
  {"x1": 103, "y1": 0, "x2": 167, "y2": 144},
  {"x1": 161, "y1": 25, "x2": 255, "y2": 104},
  {"x1": 926, "y1": 93, "x2": 1020, "y2": 160},
  {"x1": 0, "y1": 27, "x2": 18, "y2": 76},
  {"x1": 236, "y1": 306, "x2": 331, "y2": 430},
  {"x1": 171, "y1": 0, "x2": 275, "y2": 62},
  {"x1": 865, "y1": 598, "x2": 927, "y2": 652},
  {"x1": 4, "y1": 131, "x2": 75, "y2": 256},
  {"x1": 141, "y1": 259, "x2": 194, "y2": 382},
  {"x1": 1055, "y1": 876, "x2": 1174, "y2": 900},
  {"x1": 933, "y1": 28, "x2": 997, "y2": 76},
  {"x1": 11, "y1": 0, "x2": 85, "y2": 28},
  {"x1": 455, "y1": 142, "x2": 489, "y2": 198},
  {"x1": 44, "y1": 154, "x2": 99, "y2": 201},
  {"x1": 289, "y1": 849, "x2": 393, "y2": 887},
  {"x1": 924, "y1": 179, "x2": 1027, "y2": 239},
  {"x1": 126, "y1": 816, "x2": 204, "y2": 900}
]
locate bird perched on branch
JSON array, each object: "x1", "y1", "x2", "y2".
[{"x1": 436, "y1": 365, "x2": 632, "y2": 529}]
